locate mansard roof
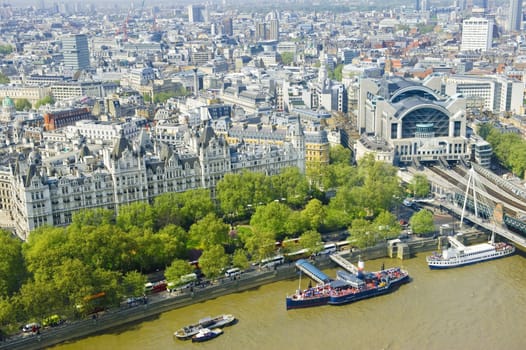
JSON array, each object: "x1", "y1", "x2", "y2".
[{"x1": 111, "y1": 131, "x2": 132, "y2": 159}]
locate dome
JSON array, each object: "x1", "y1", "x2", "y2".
[{"x1": 2, "y1": 96, "x2": 14, "y2": 108}]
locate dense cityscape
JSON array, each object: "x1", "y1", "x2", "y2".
[{"x1": 1, "y1": 0, "x2": 526, "y2": 347}]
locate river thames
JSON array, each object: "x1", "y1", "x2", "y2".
[{"x1": 53, "y1": 252, "x2": 526, "y2": 350}]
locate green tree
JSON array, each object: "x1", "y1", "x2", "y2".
[
  {"x1": 349, "y1": 218, "x2": 376, "y2": 248},
  {"x1": 35, "y1": 95, "x2": 54, "y2": 109},
  {"x1": 116, "y1": 202, "x2": 155, "y2": 232},
  {"x1": 0, "y1": 230, "x2": 27, "y2": 297},
  {"x1": 164, "y1": 259, "x2": 194, "y2": 285},
  {"x1": 299, "y1": 230, "x2": 323, "y2": 254},
  {"x1": 188, "y1": 213, "x2": 230, "y2": 250},
  {"x1": 373, "y1": 210, "x2": 401, "y2": 240},
  {"x1": 71, "y1": 208, "x2": 114, "y2": 232},
  {"x1": 0, "y1": 296, "x2": 14, "y2": 327},
  {"x1": 232, "y1": 249, "x2": 250, "y2": 269},
  {"x1": 216, "y1": 171, "x2": 274, "y2": 219},
  {"x1": 0, "y1": 45, "x2": 12, "y2": 55},
  {"x1": 272, "y1": 167, "x2": 310, "y2": 208},
  {"x1": 330, "y1": 145, "x2": 352, "y2": 165},
  {"x1": 243, "y1": 231, "x2": 275, "y2": 262},
  {"x1": 14, "y1": 98, "x2": 32, "y2": 111},
  {"x1": 250, "y1": 201, "x2": 291, "y2": 240},
  {"x1": 301, "y1": 199, "x2": 326, "y2": 231},
  {"x1": 0, "y1": 72, "x2": 9, "y2": 84},
  {"x1": 121, "y1": 271, "x2": 147, "y2": 298},
  {"x1": 409, "y1": 174, "x2": 430, "y2": 198},
  {"x1": 156, "y1": 224, "x2": 188, "y2": 262},
  {"x1": 333, "y1": 64, "x2": 343, "y2": 81},
  {"x1": 198, "y1": 245, "x2": 229, "y2": 279},
  {"x1": 153, "y1": 91, "x2": 177, "y2": 104},
  {"x1": 23, "y1": 226, "x2": 72, "y2": 278},
  {"x1": 280, "y1": 52, "x2": 295, "y2": 65},
  {"x1": 409, "y1": 209, "x2": 435, "y2": 236}
]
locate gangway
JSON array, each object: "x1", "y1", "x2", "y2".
[
  {"x1": 329, "y1": 254, "x2": 359, "y2": 274},
  {"x1": 295, "y1": 259, "x2": 331, "y2": 284}
]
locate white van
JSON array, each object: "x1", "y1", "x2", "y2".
[{"x1": 224, "y1": 267, "x2": 241, "y2": 278}]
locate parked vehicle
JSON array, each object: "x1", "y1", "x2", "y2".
[{"x1": 22, "y1": 323, "x2": 41, "y2": 333}]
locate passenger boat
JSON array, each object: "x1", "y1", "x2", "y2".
[
  {"x1": 174, "y1": 314, "x2": 235, "y2": 340},
  {"x1": 191, "y1": 328, "x2": 223, "y2": 343},
  {"x1": 286, "y1": 258, "x2": 409, "y2": 310},
  {"x1": 426, "y1": 234, "x2": 515, "y2": 269},
  {"x1": 328, "y1": 266, "x2": 410, "y2": 305}
]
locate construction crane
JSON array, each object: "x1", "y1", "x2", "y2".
[{"x1": 115, "y1": 9, "x2": 132, "y2": 42}]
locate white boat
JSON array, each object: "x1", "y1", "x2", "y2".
[
  {"x1": 426, "y1": 234, "x2": 515, "y2": 269},
  {"x1": 191, "y1": 328, "x2": 223, "y2": 343},
  {"x1": 174, "y1": 314, "x2": 235, "y2": 340}
]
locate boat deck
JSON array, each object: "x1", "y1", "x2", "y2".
[{"x1": 295, "y1": 259, "x2": 331, "y2": 284}]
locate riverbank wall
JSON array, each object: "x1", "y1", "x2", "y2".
[{"x1": 0, "y1": 232, "x2": 487, "y2": 350}]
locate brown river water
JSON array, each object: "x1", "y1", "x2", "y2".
[{"x1": 53, "y1": 253, "x2": 526, "y2": 350}]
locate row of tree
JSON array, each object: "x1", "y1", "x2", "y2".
[{"x1": 478, "y1": 123, "x2": 526, "y2": 178}]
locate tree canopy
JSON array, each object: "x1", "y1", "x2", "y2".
[
  {"x1": 14, "y1": 98, "x2": 32, "y2": 111},
  {"x1": 478, "y1": 123, "x2": 526, "y2": 178},
  {"x1": 409, "y1": 209, "x2": 435, "y2": 236}
]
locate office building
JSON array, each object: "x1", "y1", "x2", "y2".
[
  {"x1": 269, "y1": 18, "x2": 279, "y2": 41},
  {"x1": 223, "y1": 16, "x2": 233, "y2": 36},
  {"x1": 188, "y1": 5, "x2": 207, "y2": 23},
  {"x1": 509, "y1": 0, "x2": 523, "y2": 32},
  {"x1": 461, "y1": 17, "x2": 493, "y2": 51},
  {"x1": 62, "y1": 34, "x2": 90, "y2": 71}
]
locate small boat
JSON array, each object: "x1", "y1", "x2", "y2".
[
  {"x1": 191, "y1": 328, "x2": 223, "y2": 343},
  {"x1": 174, "y1": 314, "x2": 235, "y2": 340},
  {"x1": 426, "y1": 233, "x2": 515, "y2": 269}
]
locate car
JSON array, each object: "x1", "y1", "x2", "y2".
[{"x1": 22, "y1": 322, "x2": 41, "y2": 333}]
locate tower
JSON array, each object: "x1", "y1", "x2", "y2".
[
  {"x1": 510, "y1": 0, "x2": 523, "y2": 32},
  {"x1": 269, "y1": 18, "x2": 279, "y2": 41},
  {"x1": 1, "y1": 96, "x2": 15, "y2": 122},
  {"x1": 461, "y1": 17, "x2": 493, "y2": 52},
  {"x1": 62, "y1": 34, "x2": 90, "y2": 71},
  {"x1": 223, "y1": 16, "x2": 233, "y2": 36}
]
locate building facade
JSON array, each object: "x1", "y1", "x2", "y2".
[
  {"x1": 62, "y1": 34, "x2": 90, "y2": 71},
  {"x1": 1, "y1": 121, "x2": 306, "y2": 239},
  {"x1": 461, "y1": 17, "x2": 493, "y2": 52},
  {"x1": 357, "y1": 76, "x2": 470, "y2": 166},
  {"x1": 509, "y1": 0, "x2": 523, "y2": 32}
]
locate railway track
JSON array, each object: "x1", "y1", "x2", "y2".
[{"x1": 427, "y1": 166, "x2": 526, "y2": 217}]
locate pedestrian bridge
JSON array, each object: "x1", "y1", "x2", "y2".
[{"x1": 329, "y1": 254, "x2": 360, "y2": 274}]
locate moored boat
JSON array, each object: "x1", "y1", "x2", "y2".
[
  {"x1": 426, "y1": 234, "x2": 515, "y2": 269},
  {"x1": 174, "y1": 314, "x2": 235, "y2": 340},
  {"x1": 191, "y1": 328, "x2": 223, "y2": 343},
  {"x1": 327, "y1": 267, "x2": 409, "y2": 305},
  {"x1": 286, "y1": 258, "x2": 409, "y2": 310}
]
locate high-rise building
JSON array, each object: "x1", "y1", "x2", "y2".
[
  {"x1": 255, "y1": 22, "x2": 267, "y2": 40},
  {"x1": 461, "y1": 17, "x2": 493, "y2": 51},
  {"x1": 269, "y1": 18, "x2": 279, "y2": 41},
  {"x1": 415, "y1": 0, "x2": 420, "y2": 11},
  {"x1": 509, "y1": 0, "x2": 523, "y2": 32},
  {"x1": 421, "y1": 0, "x2": 429, "y2": 12},
  {"x1": 62, "y1": 34, "x2": 90, "y2": 71},
  {"x1": 188, "y1": 5, "x2": 206, "y2": 23},
  {"x1": 223, "y1": 16, "x2": 233, "y2": 36}
]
